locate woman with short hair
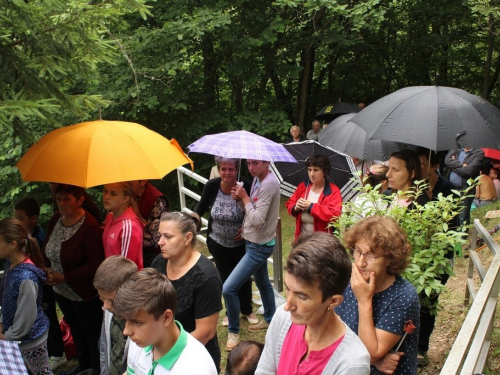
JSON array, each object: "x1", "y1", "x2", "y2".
[
  {"x1": 336, "y1": 216, "x2": 420, "y2": 375},
  {"x1": 256, "y1": 232, "x2": 370, "y2": 375},
  {"x1": 194, "y1": 157, "x2": 257, "y2": 328},
  {"x1": 285, "y1": 155, "x2": 342, "y2": 239}
]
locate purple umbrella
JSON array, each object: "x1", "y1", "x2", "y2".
[{"x1": 188, "y1": 130, "x2": 297, "y2": 163}]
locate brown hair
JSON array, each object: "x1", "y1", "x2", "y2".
[
  {"x1": 160, "y1": 212, "x2": 201, "y2": 247},
  {"x1": 0, "y1": 218, "x2": 45, "y2": 269},
  {"x1": 113, "y1": 268, "x2": 177, "y2": 320},
  {"x1": 305, "y1": 155, "x2": 331, "y2": 175},
  {"x1": 93, "y1": 255, "x2": 138, "y2": 293},
  {"x1": 225, "y1": 340, "x2": 264, "y2": 375},
  {"x1": 343, "y1": 216, "x2": 411, "y2": 275},
  {"x1": 286, "y1": 232, "x2": 352, "y2": 302},
  {"x1": 54, "y1": 184, "x2": 85, "y2": 200}
]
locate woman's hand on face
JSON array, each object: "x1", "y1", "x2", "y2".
[
  {"x1": 351, "y1": 264, "x2": 375, "y2": 304},
  {"x1": 46, "y1": 271, "x2": 65, "y2": 286}
]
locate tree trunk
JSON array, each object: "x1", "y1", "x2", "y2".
[
  {"x1": 201, "y1": 33, "x2": 218, "y2": 109},
  {"x1": 482, "y1": 14, "x2": 495, "y2": 100},
  {"x1": 296, "y1": 47, "x2": 315, "y2": 132}
]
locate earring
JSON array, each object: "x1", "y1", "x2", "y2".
[{"x1": 327, "y1": 307, "x2": 330, "y2": 312}]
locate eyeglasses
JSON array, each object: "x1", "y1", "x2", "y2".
[{"x1": 351, "y1": 248, "x2": 382, "y2": 264}]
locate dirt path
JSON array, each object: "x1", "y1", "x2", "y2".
[{"x1": 420, "y1": 251, "x2": 500, "y2": 374}]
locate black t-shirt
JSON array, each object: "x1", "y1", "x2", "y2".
[{"x1": 150, "y1": 254, "x2": 222, "y2": 371}]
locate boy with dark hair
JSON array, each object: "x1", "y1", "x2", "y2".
[
  {"x1": 14, "y1": 197, "x2": 46, "y2": 248},
  {"x1": 93, "y1": 256, "x2": 138, "y2": 375},
  {"x1": 113, "y1": 268, "x2": 217, "y2": 375}
]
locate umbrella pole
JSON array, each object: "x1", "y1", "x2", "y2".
[
  {"x1": 238, "y1": 159, "x2": 241, "y2": 182},
  {"x1": 427, "y1": 149, "x2": 432, "y2": 179}
]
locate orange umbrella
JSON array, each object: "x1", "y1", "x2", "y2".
[{"x1": 16, "y1": 120, "x2": 193, "y2": 188}]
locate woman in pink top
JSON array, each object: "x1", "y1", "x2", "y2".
[
  {"x1": 256, "y1": 232, "x2": 370, "y2": 375},
  {"x1": 102, "y1": 181, "x2": 145, "y2": 269}
]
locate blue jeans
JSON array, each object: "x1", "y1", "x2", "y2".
[{"x1": 222, "y1": 241, "x2": 276, "y2": 334}]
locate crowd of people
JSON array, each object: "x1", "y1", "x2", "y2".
[{"x1": 1, "y1": 120, "x2": 497, "y2": 375}]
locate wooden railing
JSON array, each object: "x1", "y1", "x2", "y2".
[{"x1": 441, "y1": 218, "x2": 500, "y2": 374}]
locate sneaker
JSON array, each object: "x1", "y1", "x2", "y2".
[
  {"x1": 222, "y1": 316, "x2": 229, "y2": 326},
  {"x1": 245, "y1": 313, "x2": 259, "y2": 324},
  {"x1": 226, "y1": 332, "x2": 240, "y2": 351},
  {"x1": 49, "y1": 354, "x2": 67, "y2": 371},
  {"x1": 248, "y1": 320, "x2": 269, "y2": 331},
  {"x1": 417, "y1": 352, "x2": 429, "y2": 367}
]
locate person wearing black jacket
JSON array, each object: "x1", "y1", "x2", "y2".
[
  {"x1": 445, "y1": 148, "x2": 484, "y2": 225},
  {"x1": 194, "y1": 157, "x2": 258, "y2": 335}
]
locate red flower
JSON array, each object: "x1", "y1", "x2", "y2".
[{"x1": 403, "y1": 320, "x2": 416, "y2": 334}]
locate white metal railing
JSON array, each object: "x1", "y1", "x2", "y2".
[
  {"x1": 440, "y1": 218, "x2": 500, "y2": 374},
  {"x1": 176, "y1": 166, "x2": 283, "y2": 292}
]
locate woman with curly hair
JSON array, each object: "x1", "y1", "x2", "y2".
[{"x1": 335, "y1": 216, "x2": 420, "y2": 375}]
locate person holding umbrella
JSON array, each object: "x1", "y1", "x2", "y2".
[
  {"x1": 227, "y1": 159, "x2": 280, "y2": 350},
  {"x1": 445, "y1": 148, "x2": 484, "y2": 225},
  {"x1": 194, "y1": 157, "x2": 258, "y2": 328},
  {"x1": 285, "y1": 155, "x2": 342, "y2": 240}
]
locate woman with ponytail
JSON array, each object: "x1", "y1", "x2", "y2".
[
  {"x1": 0, "y1": 218, "x2": 52, "y2": 375},
  {"x1": 102, "y1": 181, "x2": 146, "y2": 269}
]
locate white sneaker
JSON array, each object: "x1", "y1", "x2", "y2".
[{"x1": 49, "y1": 354, "x2": 67, "y2": 370}]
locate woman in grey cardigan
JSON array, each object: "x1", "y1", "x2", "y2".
[
  {"x1": 256, "y1": 232, "x2": 370, "y2": 375},
  {"x1": 226, "y1": 159, "x2": 280, "y2": 351}
]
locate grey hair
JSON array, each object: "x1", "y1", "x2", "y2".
[
  {"x1": 215, "y1": 156, "x2": 240, "y2": 169},
  {"x1": 289, "y1": 125, "x2": 299, "y2": 134}
]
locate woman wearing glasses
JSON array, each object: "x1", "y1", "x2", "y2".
[{"x1": 336, "y1": 216, "x2": 420, "y2": 375}]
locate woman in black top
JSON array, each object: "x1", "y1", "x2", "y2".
[{"x1": 151, "y1": 212, "x2": 222, "y2": 372}]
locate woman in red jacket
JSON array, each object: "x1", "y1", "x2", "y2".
[
  {"x1": 285, "y1": 155, "x2": 342, "y2": 240},
  {"x1": 102, "y1": 181, "x2": 145, "y2": 270}
]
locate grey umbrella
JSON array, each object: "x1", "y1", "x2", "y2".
[
  {"x1": 350, "y1": 86, "x2": 500, "y2": 151},
  {"x1": 317, "y1": 113, "x2": 412, "y2": 161}
]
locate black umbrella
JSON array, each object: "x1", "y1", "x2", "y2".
[
  {"x1": 271, "y1": 140, "x2": 361, "y2": 202},
  {"x1": 350, "y1": 86, "x2": 500, "y2": 151},
  {"x1": 317, "y1": 113, "x2": 413, "y2": 161},
  {"x1": 315, "y1": 102, "x2": 361, "y2": 122}
]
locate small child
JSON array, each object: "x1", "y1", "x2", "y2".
[
  {"x1": 0, "y1": 218, "x2": 52, "y2": 375},
  {"x1": 225, "y1": 341, "x2": 264, "y2": 375},
  {"x1": 102, "y1": 182, "x2": 145, "y2": 269},
  {"x1": 93, "y1": 255, "x2": 138, "y2": 375},
  {"x1": 14, "y1": 197, "x2": 46, "y2": 248},
  {"x1": 113, "y1": 268, "x2": 218, "y2": 375},
  {"x1": 489, "y1": 167, "x2": 500, "y2": 199}
]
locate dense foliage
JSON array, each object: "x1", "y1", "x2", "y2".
[{"x1": 1, "y1": 0, "x2": 499, "y2": 221}]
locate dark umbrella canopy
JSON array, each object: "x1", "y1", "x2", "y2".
[
  {"x1": 271, "y1": 141, "x2": 361, "y2": 202},
  {"x1": 350, "y1": 86, "x2": 500, "y2": 151},
  {"x1": 315, "y1": 102, "x2": 361, "y2": 122},
  {"x1": 317, "y1": 113, "x2": 413, "y2": 161}
]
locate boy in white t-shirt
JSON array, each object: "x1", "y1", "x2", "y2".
[{"x1": 113, "y1": 268, "x2": 217, "y2": 375}]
